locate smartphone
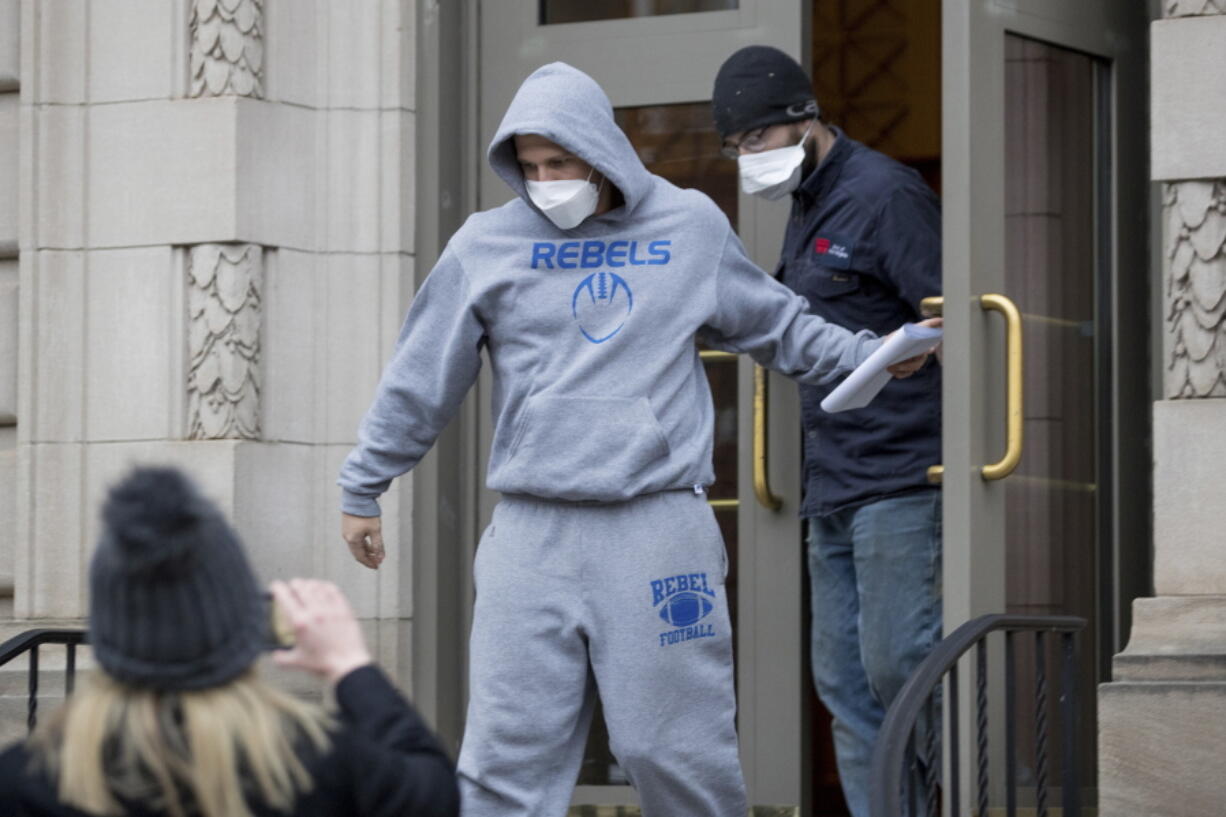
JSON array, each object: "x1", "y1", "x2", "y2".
[{"x1": 262, "y1": 592, "x2": 296, "y2": 650}]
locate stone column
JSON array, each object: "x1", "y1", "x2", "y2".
[
  {"x1": 14, "y1": 0, "x2": 418, "y2": 682},
  {"x1": 1099, "y1": 4, "x2": 1226, "y2": 814}
]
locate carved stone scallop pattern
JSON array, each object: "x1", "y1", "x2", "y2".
[
  {"x1": 1165, "y1": 0, "x2": 1225, "y2": 16},
  {"x1": 189, "y1": 0, "x2": 264, "y2": 98},
  {"x1": 1166, "y1": 181, "x2": 1226, "y2": 398},
  {"x1": 188, "y1": 244, "x2": 262, "y2": 439}
]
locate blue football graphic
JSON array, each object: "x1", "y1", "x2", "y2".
[
  {"x1": 658, "y1": 591, "x2": 714, "y2": 628},
  {"x1": 572, "y1": 272, "x2": 633, "y2": 344}
]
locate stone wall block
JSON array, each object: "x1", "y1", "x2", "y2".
[
  {"x1": 87, "y1": 0, "x2": 176, "y2": 103},
  {"x1": 82, "y1": 440, "x2": 242, "y2": 550},
  {"x1": 324, "y1": 0, "x2": 381, "y2": 109},
  {"x1": 1113, "y1": 596, "x2": 1226, "y2": 682},
  {"x1": 1151, "y1": 15, "x2": 1226, "y2": 180},
  {"x1": 372, "y1": 618, "x2": 413, "y2": 691},
  {"x1": 0, "y1": 258, "x2": 15, "y2": 422},
  {"x1": 86, "y1": 247, "x2": 176, "y2": 441},
  {"x1": 380, "y1": 109, "x2": 415, "y2": 254},
  {"x1": 30, "y1": 0, "x2": 87, "y2": 105},
  {"x1": 261, "y1": 0, "x2": 317, "y2": 108},
  {"x1": 236, "y1": 98, "x2": 315, "y2": 251},
  {"x1": 381, "y1": 0, "x2": 416, "y2": 111},
  {"x1": 323, "y1": 254, "x2": 383, "y2": 444},
  {"x1": 0, "y1": 0, "x2": 17, "y2": 90},
  {"x1": 1100, "y1": 682, "x2": 1226, "y2": 817},
  {"x1": 32, "y1": 104, "x2": 85, "y2": 248},
  {"x1": 79, "y1": 440, "x2": 334, "y2": 621},
  {"x1": 0, "y1": 93, "x2": 16, "y2": 245},
  {"x1": 18, "y1": 442, "x2": 84, "y2": 618},
  {"x1": 324, "y1": 110, "x2": 381, "y2": 252},
  {"x1": 262, "y1": 249, "x2": 317, "y2": 443},
  {"x1": 232, "y1": 441, "x2": 315, "y2": 582},
  {"x1": 0, "y1": 426, "x2": 15, "y2": 588},
  {"x1": 187, "y1": 243, "x2": 261, "y2": 441},
  {"x1": 1152, "y1": 400, "x2": 1226, "y2": 595},
  {"x1": 88, "y1": 99, "x2": 239, "y2": 248},
  {"x1": 30, "y1": 251, "x2": 85, "y2": 442}
]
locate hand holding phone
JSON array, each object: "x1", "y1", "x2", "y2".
[{"x1": 267, "y1": 579, "x2": 373, "y2": 684}]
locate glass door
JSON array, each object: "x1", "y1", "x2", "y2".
[
  {"x1": 477, "y1": 0, "x2": 811, "y2": 809},
  {"x1": 940, "y1": 1, "x2": 1148, "y2": 809}
]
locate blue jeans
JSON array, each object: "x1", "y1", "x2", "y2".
[{"x1": 807, "y1": 490, "x2": 942, "y2": 817}]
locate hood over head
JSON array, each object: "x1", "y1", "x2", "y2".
[{"x1": 488, "y1": 62, "x2": 653, "y2": 224}]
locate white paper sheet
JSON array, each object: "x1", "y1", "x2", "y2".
[{"x1": 820, "y1": 323, "x2": 942, "y2": 413}]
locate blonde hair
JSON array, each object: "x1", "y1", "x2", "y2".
[{"x1": 28, "y1": 669, "x2": 333, "y2": 817}]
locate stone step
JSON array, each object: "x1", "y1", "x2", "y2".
[
  {"x1": 1114, "y1": 652, "x2": 1226, "y2": 682},
  {"x1": 1100, "y1": 680, "x2": 1226, "y2": 815}
]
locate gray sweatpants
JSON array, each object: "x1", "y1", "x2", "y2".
[{"x1": 456, "y1": 490, "x2": 747, "y2": 817}]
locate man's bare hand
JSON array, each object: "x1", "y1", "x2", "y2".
[
  {"x1": 886, "y1": 317, "x2": 943, "y2": 378},
  {"x1": 342, "y1": 513, "x2": 385, "y2": 570}
]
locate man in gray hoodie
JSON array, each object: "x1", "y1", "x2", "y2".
[{"x1": 337, "y1": 62, "x2": 931, "y2": 817}]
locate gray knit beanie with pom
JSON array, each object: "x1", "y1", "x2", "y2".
[{"x1": 89, "y1": 467, "x2": 266, "y2": 690}]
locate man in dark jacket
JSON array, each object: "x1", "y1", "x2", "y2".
[{"x1": 713, "y1": 46, "x2": 943, "y2": 817}]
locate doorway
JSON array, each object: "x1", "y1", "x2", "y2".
[
  {"x1": 412, "y1": 0, "x2": 1151, "y2": 813},
  {"x1": 805, "y1": 2, "x2": 941, "y2": 812}
]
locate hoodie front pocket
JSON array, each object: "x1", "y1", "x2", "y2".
[{"x1": 503, "y1": 395, "x2": 671, "y2": 499}]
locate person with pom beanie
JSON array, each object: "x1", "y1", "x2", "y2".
[{"x1": 0, "y1": 466, "x2": 459, "y2": 817}]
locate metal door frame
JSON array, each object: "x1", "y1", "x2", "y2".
[
  {"x1": 940, "y1": 1, "x2": 1150, "y2": 808},
  {"x1": 412, "y1": 0, "x2": 483, "y2": 759}
]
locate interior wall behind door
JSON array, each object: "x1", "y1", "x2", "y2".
[{"x1": 811, "y1": 0, "x2": 942, "y2": 191}]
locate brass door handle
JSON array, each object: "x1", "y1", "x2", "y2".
[
  {"x1": 924, "y1": 294, "x2": 1024, "y2": 483},
  {"x1": 753, "y1": 365, "x2": 783, "y2": 511},
  {"x1": 979, "y1": 294, "x2": 1024, "y2": 480}
]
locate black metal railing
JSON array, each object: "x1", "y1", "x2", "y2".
[
  {"x1": 869, "y1": 614, "x2": 1085, "y2": 817},
  {"x1": 0, "y1": 629, "x2": 87, "y2": 733}
]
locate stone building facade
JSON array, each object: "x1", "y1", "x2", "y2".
[
  {"x1": 0, "y1": 0, "x2": 419, "y2": 681},
  {"x1": 1099, "y1": 2, "x2": 1226, "y2": 813}
]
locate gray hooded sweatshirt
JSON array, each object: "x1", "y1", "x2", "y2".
[{"x1": 339, "y1": 63, "x2": 881, "y2": 516}]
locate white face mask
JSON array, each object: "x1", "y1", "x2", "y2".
[
  {"x1": 526, "y1": 171, "x2": 601, "y2": 230},
  {"x1": 737, "y1": 123, "x2": 813, "y2": 201}
]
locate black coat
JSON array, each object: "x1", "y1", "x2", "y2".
[
  {"x1": 779, "y1": 128, "x2": 943, "y2": 517},
  {"x1": 0, "y1": 665, "x2": 459, "y2": 817}
]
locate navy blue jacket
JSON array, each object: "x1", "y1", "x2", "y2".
[{"x1": 778, "y1": 129, "x2": 942, "y2": 517}]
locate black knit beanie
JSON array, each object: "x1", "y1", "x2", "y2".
[
  {"x1": 89, "y1": 467, "x2": 266, "y2": 691},
  {"x1": 712, "y1": 45, "x2": 819, "y2": 139}
]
